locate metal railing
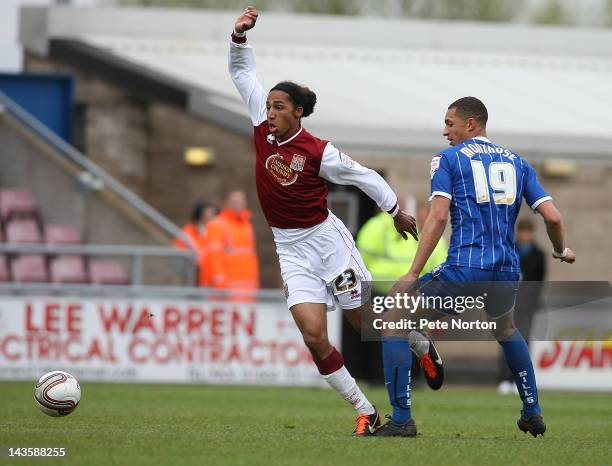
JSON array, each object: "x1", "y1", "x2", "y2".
[
  {"x1": 0, "y1": 281, "x2": 285, "y2": 301},
  {"x1": 0, "y1": 90, "x2": 189, "y2": 245},
  {"x1": 0, "y1": 88, "x2": 203, "y2": 288},
  {"x1": 0, "y1": 243, "x2": 197, "y2": 287}
]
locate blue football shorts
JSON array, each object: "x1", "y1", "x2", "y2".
[{"x1": 417, "y1": 263, "x2": 520, "y2": 318}]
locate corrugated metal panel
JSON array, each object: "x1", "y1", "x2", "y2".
[
  {"x1": 19, "y1": 7, "x2": 612, "y2": 159},
  {"x1": 83, "y1": 35, "x2": 612, "y2": 155}
]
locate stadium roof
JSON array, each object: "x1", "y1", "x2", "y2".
[{"x1": 20, "y1": 6, "x2": 612, "y2": 162}]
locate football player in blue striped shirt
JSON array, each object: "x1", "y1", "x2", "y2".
[{"x1": 375, "y1": 97, "x2": 575, "y2": 437}]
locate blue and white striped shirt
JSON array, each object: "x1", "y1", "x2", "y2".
[{"x1": 430, "y1": 137, "x2": 551, "y2": 273}]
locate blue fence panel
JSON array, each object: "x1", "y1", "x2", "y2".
[{"x1": 0, "y1": 73, "x2": 74, "y2": 143}]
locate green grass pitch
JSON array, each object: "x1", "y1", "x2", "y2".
[{"x1": 2, "y1": 382, "x2": 611, "y2": 466}]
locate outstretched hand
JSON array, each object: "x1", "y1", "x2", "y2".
[
  {"x1": 235, "y1": 6, "x2": 259, "y2": 33},
  {"x1": 393, "y1": 210, "x2": 418, "y2": 241}
]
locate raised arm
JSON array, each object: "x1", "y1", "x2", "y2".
[
  {"x1": 228, "y1": 7, "x2": 267, "y2": 126},
  {"x1": 319, "y1": 143, "x2": 417, "y2": 240}
]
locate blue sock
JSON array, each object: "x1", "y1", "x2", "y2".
[
  {"x1": 382, "y1": 338, "x2": 412, "y2": 424},
  {"x1": 499, "y1": 329, "x2": 541, "y2": 416}
]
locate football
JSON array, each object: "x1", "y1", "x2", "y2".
[{"x1": 34, "y1": 371, "x2": 81, "y2": 417}]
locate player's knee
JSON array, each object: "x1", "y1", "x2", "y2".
[
  {"x1": 302, "y1": 331, "x2": 330, "y2": 358},
  {"x1": 491, "y1": 322, "x2": 516, "y2": 341},
  {"x1": 488, "y1": 311, "x2": 516, "y2": 341}
]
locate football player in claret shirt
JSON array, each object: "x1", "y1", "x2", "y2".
[
  {"x1": 228, "y1": 7, "x2": 444, "y2": 436},
  {"x1": 379, "y1": 97, "x2": 575, "y2": 437}
]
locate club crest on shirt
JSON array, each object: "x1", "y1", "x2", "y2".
[
  {"x1": 290, "y1": 154, "x2": 306, "y2": 172},
  {"x1": 265, "y1": 154, "x2": 298, "y2": 186}
]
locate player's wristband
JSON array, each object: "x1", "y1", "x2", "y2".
[
  {"x1": 552, "y1": 247, "x2": 569, "y2": 258},
  {"x1": 231, "y1": 28, "x2": 247, "y2": 44},
  {"x1": 387, "y1": 203, "x2": 399, "y2": 218}
]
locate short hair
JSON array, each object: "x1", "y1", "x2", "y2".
[
  {"x1": 448, "y1": 97, "x2": 488, "y2": 126},
  {"x1": 191, "y1": 200, "x2": 217, "y2": 223},
  {"x1": 270, "y1": 81, "x2": 317, "y2": 117},
  {"x1": 517, "y1": 218, "x2": 535, "y2": 232}
]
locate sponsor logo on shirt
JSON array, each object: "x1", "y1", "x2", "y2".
[{"x1": 265, "y1": 154, "x2": 298, "y2": 186}]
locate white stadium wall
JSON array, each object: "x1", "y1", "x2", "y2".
[
  {"x1": 529, "y1": 306, "x2": 612, "y2": 392},
  {"x1": 0, "y1": 295, "x2": 342, "y2": 387}
]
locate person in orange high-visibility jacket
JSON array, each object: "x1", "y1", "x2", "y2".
[
  {"x1": 173, "y1": 200, "x2": 219, "y2": 286},
  {"x1": 206, "y1": 190, "x2": 260, "y2": 291}
]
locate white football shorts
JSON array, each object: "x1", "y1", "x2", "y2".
[{"x1": 275, "y1": 213, "x2": 372, "y2": 311}]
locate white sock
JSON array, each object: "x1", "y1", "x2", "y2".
[
  {"x1": 408, "y1": 330, "x2": 430, "y2": 358},
  {"x1": 323, "y1": 365, "x2": 375, "y2": 415}
]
